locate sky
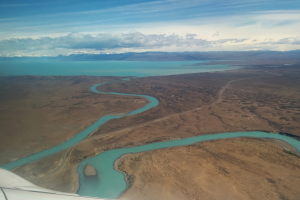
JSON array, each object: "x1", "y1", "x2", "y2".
[{"x1": 0, "y1": 0, "x2": 300, "y2": 56}]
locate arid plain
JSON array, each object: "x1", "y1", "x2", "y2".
[{"x1": 0, "y1": 64, "x2": 300, "y2": 199}]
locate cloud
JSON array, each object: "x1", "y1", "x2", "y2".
[
  {"x1": 1, "y1": 32, "x2": 300, "y2": 57},
  {"x1": 0, "y1": 32, "x2": 210, "y2": 56},
  {"x1": 1, "y1": 0, "x2": 299, "y2": 36}
]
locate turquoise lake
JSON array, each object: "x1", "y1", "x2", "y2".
[{"x1": 0, "y1": 60, "x2": 239, "y2": 76}]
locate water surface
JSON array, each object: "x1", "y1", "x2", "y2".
[
  {"x1": 77, "y1": 131, "x2": 300, "y2": 199},
  {"x1": 0, "y1": 60, "x2": 239, "y2": 76},
  {"x1": 0, "y1": 81, "x2": 159, "y2": 170}
]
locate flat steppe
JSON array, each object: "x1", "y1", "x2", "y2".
[
  {"x1": 0, "y1": 76, "x2": 147, "y2": 164},
  {"x1": 118, "y1": 138, "x2": 300, "y2": 200},
  {"x1": 0, "y1": 64, "x2": 299, "y2": 198}
]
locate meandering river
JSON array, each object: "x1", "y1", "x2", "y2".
[
  {"x1": 78, "y1": 131, "x2": 300, "y2": 199},
  {"x1": 1, "y1": 79, "x2": 158, "y2": 170},
  {"x1": 1, "y1": 79, "x2": 300, "y2": 199}
]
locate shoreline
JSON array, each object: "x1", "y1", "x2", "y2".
[
  {"x1": 78, "y1": 131, "x2": 300, "y2": 198},
  {"x1": 72, "y1": 130, "x2": 300, "y2": 196}
]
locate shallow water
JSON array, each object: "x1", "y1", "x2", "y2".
[
  {"x1": 77, "y1": 131, "x2": 300, "y2": 198},
  {"x1": 0, "y1": 60, "x2": 239, "y2": 76}
]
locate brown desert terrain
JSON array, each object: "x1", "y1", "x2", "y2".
[
  {"x1": 118, "y1": 138, "x2": 300, "y2": 200},
  {"x1": 0, "y1": 76, "x2": 147, "y2": 164},
  {"x1": 0, "y1": 64, "x2": 299, "y2": 198}
]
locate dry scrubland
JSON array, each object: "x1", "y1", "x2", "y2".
[
  {"x1": 118, "y1": 138, "x2": 300, "y2": 200},
  {"x1": 0, "y1": 65, "x2": 300, "y2": 198},
  {"x1": 0, "y1": 76, "x2": 147, "y2": 164}
]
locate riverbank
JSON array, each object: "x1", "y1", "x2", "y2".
[
  {"x1": 77, "y1": 131, "x2": 300, "y2": 198},
  {"x1": 118, "y1": 137, "x2": 300, "y2": 200},
  {"x1": 0, "y1": 76, "x2": 148, "y2": 165},
  {"x1": 3, "y1": 64, "x2": 300, "y2": 195}
]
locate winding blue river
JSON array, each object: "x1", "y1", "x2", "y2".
[
  {"x1": 77, "y1": 131, "x2": 300, "y2": 199},
  {"x1": 1, "y1": 79, "x2": 300, "y2": 200},
  {"x1": 0, "y1": 79, "x2": 159, "y2": 170}
]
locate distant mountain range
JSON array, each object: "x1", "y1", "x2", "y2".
[{"x1": 1, "y1": 51, "x2": 300, "y2": 65}]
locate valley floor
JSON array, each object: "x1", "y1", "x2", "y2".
[{"x1": 0, "y1": 64, "x2": 299, "y2": 199}]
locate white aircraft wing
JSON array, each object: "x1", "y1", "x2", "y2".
[{"x1": 0, "y1": 169, "x2": 107, "y2": 200}]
